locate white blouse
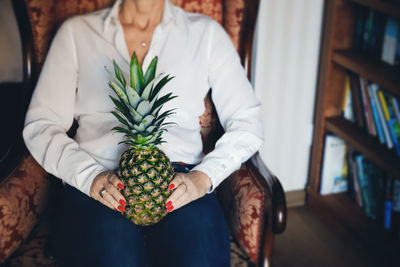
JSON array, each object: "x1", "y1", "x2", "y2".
[{"x1": 23, "y1": 0, "x2": 264, "y2": 196}]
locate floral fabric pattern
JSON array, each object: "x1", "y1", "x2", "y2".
[{"x1": 0, "y1": 154, "x2": 48, "y2": 263}]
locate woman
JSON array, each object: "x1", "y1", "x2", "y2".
[{"x1": 23, "y1": 0, "x2": 263, "y2": 266}]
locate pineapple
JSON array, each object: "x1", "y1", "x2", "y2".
[{"x1": 105, "y1": 52, "x2": 176, "y2": 226}]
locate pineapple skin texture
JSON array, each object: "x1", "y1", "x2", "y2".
[{"x1": 117, "y1": 147, "x2": 175, "y2": 226}]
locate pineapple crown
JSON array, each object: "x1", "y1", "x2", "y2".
[{"x1": 105, "y1": 52, "x2": 176, "y2": 149}]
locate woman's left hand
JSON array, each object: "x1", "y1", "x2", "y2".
[{"x1": 165, "y1": 170, "x2": 212, "y2": 212}]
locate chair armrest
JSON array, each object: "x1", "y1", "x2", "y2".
[
  {"x1": 216, "y1": 152, "x2": 287, "y2": 266},
  {"x1": 250, "y1": 153, "x2": 287, "y2": 234},
  {"x1": 0, "y1": 152, "x2": 49, "y2": 264}
]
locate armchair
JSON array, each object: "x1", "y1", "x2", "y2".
[{"x1": 0, "y1": 0, "x2": 287, "y2": 266}]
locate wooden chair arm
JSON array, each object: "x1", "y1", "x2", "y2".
[
  {"x1": 250, "y1": 153, "x2": 287, "y2": 234},
  {"x1": 216, "y1": 152, "x2": 286, "y2": 266}
]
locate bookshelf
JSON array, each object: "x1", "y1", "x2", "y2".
[{"x1": 307, "y1": 0, "x2": 400, "y2": 256}]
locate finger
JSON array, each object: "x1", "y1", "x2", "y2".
[
  {"x1": 166, "y1": 183, "x2": 187, "y2": 210},
  {"x1": 170, "y1": 193, "x2": 190, "y2": 212},
  {"x1": 168, "y1": 173, "x2": 185, "y2": 191},
  {"x1": 108, "y1": 173, "x2": 125, "y2": 190},
  {"x1": 102, "y1": 191, "x2": 123, "y2": 211},
  {"x1": 97, "y1": 193, "x2": 117, "y2": 210},
  {"x1": 105, "y1": 182, "x2": 127, "y2": 206}
]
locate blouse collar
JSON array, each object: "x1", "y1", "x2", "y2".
[{"x1": 103, "y1": 0, "x2": 176, "y2": 33}]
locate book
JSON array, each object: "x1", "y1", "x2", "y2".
[
  {"x1": 343, "y1": 75, "x2": 354, "y2": 122},
  {"x1": 355, "y1": 155, "x2": 372, "y2": 217},
  {"x1": 387, "y1": 118, "x2": 400, "y2": 155},
  {"x1": 392, "y1": 96, "x2": 400, "y2": 125},
  {"x1": 320, "y1": 135, "x2": 349, "y2": 195},
  {"x1": 368, "y1": 12, "x2": 385, "y2": 56},
  {"x1": 367, "y1": 83, "x2": 386, "y2": 143},
  {"x1": 370, "y1": 84, "x2": 391, "y2": 146},
  {"x1": 377, "y1": 89, "x2": 394, "y2": 149},
  {"x1": 362, "y1": 10, "x2": 374, "y2": 52},
  {"x1": 384, "y1": 176, "x2": 394, "y2": 229},
  {"x1": 381, "y1": 17, "x2": 399, "y2": 65},
  {"x1": 359, "y1": 77, "x2": 376, "y2": 135},
  {"x1": 349, "y1": 73, "x2": 365, "y2": 128},
  {"x1": 393, "y1": 179, "x2": 400, "y2": 212},
  {"x1": 354, "y1": 6, "x2": 368, "y2": 50},
  {"x1": 348, "y1": 147, "x2": 363, "y2": 207}
]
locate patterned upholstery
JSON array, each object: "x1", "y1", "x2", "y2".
[
  {"x1": 0, "y1": 0, "x2": 266, "y2": 266},
  {"x1": 0, "y1": 154, "x2": 49, "y2": 263}
]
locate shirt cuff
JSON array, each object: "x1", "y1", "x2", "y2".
[
  {"x1": 192, "y1": 156, "x2": 240, "y2": 193},
  {"x1": 78, "y1": 165, "x2": 109, "y2": 196}
]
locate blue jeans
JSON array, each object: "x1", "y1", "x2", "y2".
[{"x1": 55, "y1": 164, "x2": 230, "y2": 267}]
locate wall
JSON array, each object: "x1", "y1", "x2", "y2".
[
  {"x1": 252, "y1": 0, "x2": 324, "y2": 192},
  {"x1": 0, "y1": 0, "x2": 22, "y2": 82}
]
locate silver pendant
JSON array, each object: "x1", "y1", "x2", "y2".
[{"x1": 141, "y1": 41, "x2": 147, "y2": 47}]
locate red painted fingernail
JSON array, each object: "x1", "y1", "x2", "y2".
[
  {"x1": 167, "y1": 205, "x2": 174, "y2": 212},
  {"x1": 120, "y1": 199, "x2": 126, "y2": 206},
  {"x1": 118, "y1": 206, "x2": 125, "y2": 212},
  {"x1": 168, "y1": 184, "x2": 175, "y2": 190},
  {"x1": 166, "y1": 201, "x2": 172, "y2": 207},
  {"x1": 117, "y1": 183, "x2": 124, "y2": 189}
]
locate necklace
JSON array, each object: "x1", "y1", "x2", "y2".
[{"x1": 141, "y1": 41, "x2": 147, "y2": 47}]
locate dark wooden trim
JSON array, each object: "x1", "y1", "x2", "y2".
[
  {"x1": 308, "y1": 0, "x2": 356, "y2": 194},
  {"x1": 332, "y1": 49, "x2": 400, "y2": 97},
  {"x1": 12, "y1": 0, "x2": 38, "y2": 120},
  {"x1": 239, "y1": 0, "x2": 260, "y2": 80},
  {"x1": 325, "y1": 116, "x2": 400, "y2": 178}
]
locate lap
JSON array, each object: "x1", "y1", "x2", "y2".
[
  {"x1": 55, "y1": 184, "x2": 230, "y2": 267},
  {"x1": 146, "y1": 193, "x2": 231, "y2": 267}
]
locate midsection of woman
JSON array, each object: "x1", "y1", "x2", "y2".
[{"x1": 22, "y1": 0, "x2": 263, "y2": 266}]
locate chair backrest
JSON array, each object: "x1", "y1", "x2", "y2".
[{"x1": 13, "y1": 0, "x2": 259, "y2": 153}]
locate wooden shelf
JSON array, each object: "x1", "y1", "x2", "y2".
[
  {"x1": 307, "y1": 190, "x2": 400, "y2": 255},
  {"x1": 332, "y1": 49, "x2": 400, "y2": 97},
  {"x1": 349, "y1": 0, "x2": 400, "y2": 19},
  {"x1": 325, "y1": 116, "x2": 400, "y2": 178}
]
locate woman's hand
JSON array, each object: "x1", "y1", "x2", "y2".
[
  {"x1": 165, "y1": 170, "x2": 212, "y2": 212},
  {"x1": 90, "y1": 171, "x2": 127, "y2": 213}
]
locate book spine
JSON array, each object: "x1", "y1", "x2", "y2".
[
  {"x1": 377, "y1": 89, "x2": 394, "y2": 149},
  {"x1": 392, "y1": 96, "x2": 400, "y2": 125},
  {"x1": 354, "y1": 6, "x2": 367, "y2": 50},
  {"x1": 320, "y1": 135, "x2": 348, "y2": 195},
  {"x1": 384, "y1": 200, "x2": 393, "y2": 229},
  {"x1": 368, "y1": 84, "x2": 385, "y2": 143},
  {"x1": 356, "y1": 155, "x2": 372, "y2": 217},
  {"x1": 393, "y1": 179, "x2": 400, "y2": 212},
  {"x1": 371, "y1": 84, "x2": 391, "y2": 146},
  {"x1": 349, "y1": 149, "x2": 363, "y2": 207},
  {"x1": 387, "y1": 118, "x2": 400, "y2": 156},
  {"x1": 343, "y1": 75, "x2": 354, "y2": 121},
  {"x1": 381, "y1": 17, "x2": 399, "y2": 65},
  {"x1": 350, "y1": 74, "x2": 365, "y2": 128},
  {"x1": 359, "y1": 77, "x2": 376, "y2": 135}
]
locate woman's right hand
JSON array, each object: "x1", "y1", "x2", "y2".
[{"x1": 90, "y1": 171, "x2": 127, "y2": 213}]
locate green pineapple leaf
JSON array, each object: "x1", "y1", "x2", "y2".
[
  {"x1": 126, "y1": 85, "x2": 141, "y2": 109},
  {"x1": 136, "y1": 101, "x2": 151, "y2": 117},
  {"x1": 113, "y1": 60, "x2": 126, "y2": 88},
  {"x1": 109, "y1": 81, "x2": 129, "y2": 105},
  {"x1": 150, "y1": 93, "x2": 177, "y2": 113},
  {"x1": 143, "y1": 56, "x2": 158, "y2": 85},
  {"x1": 109, "y1": 96, "x2": 133, "y2": 122},
  {"x1": 149, "y1": 75, "x2": 174, "y2": 101},
  {"x1": 130, "y1": 52, "x2": 144, "y2": 94},
  {"x1": 111, "y1": 111, "x2": 132, "y2": 129}
]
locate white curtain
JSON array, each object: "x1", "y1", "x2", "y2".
[{"x1": 252, "y1": 0, "x2": 324, "y2": 192}]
